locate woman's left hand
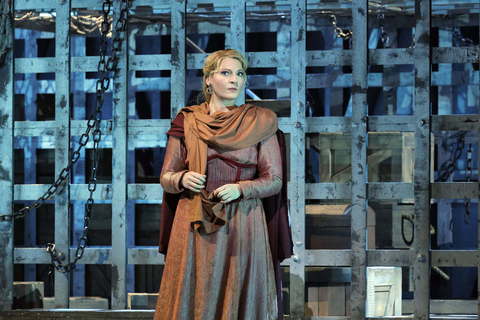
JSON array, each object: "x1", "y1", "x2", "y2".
[{"x1": 214, "y1": 184, "x2": 241, "y2": 203}]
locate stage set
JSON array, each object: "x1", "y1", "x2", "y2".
[{"x1": 0, "y1": 0, "x2": 479, "y2": 318}]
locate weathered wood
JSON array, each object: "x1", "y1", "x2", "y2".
[
  {"x1": 0, "y1": 310, "x2": 155, "y2": 319},
  {"x1": 12, "y1": 282, "x2": 44, "y2": 309}
]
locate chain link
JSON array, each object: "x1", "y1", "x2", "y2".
[
  {"x1": 409, "y1": 34, "x2": 415, "y2": 49},
  {"x1": 0, "y1": 0, "x2": 12, "y2": 68},
  {"x1": 438, "y1": 14, "x2": 478, "y2": 47},
  {"x1": 436, "y1": 132, "x2": 466, "y2": 182},
  {"x1": 0, "y1": 0, "x2": 132, "y2": 274},
  {"x1": 330, "y1": 14, "x2": 352, "y2": 40},
  {"x1": 452, "y1": 27, "x2": 479, "y2": 47},
  {"x1": 378, "y1": 14, "x2": 390, "y2": 48}
]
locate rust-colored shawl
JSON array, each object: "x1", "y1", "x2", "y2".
[{"x1": 180, "y1": 102, "x2": 278, "y2": 234}]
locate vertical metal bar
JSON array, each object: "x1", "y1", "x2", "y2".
[
  {"x1": 290, "y1": 0, "x2": 306, "y2": 316},
  {"x1": 54, "y1": 0, "x2": 71, "y2": 308},
  {"x1": 22, "y1": 26, "x2": 37, "y2": 285},
  {"x1": 350, "y1": 0, "x2": 368, "y2": 319},
  {"x1": 126, "y1": 29, "x2": 136, "y2": 296},
  {"x1": 111, "y1": 0, "x2": 129, "y2": 309},
  {"x1": 477, "y1": 9, "x2": 480, "y2": 316},
  {"x1": 230, "y1": 0, "x2": 245, "y2": 105},
  {"x1": 0, "y1": 0, "x2": 14, "y2": 311},
  {"x1": 22, "y1": 26, "x2": 39, "y2": 289},
  {"x1": 413, "y1": 0, "x2": 432, "y2": 317},
  {"x1": 71, "y1": 45, "x2": 86, "y2": 296},
  {"x1": 171, "y1": 0, "x2": 186, "y2": 116}
]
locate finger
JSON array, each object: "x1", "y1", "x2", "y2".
[
  {"x1": 190, "y1": 172, "x2": 207, "y2": 182},
  {"x1": 188, "y1": 182, "x2": 204, "y2": 189},
  {"x1": 218, "y1": 190, "x2": 230, "y2": 198},
  {"x1": 190, "y1": 177, "x2": 205, "y2": 186},
  {"x1": 189, "y1": 185, "x2": 202, "y2": 193},
  {"x1": 214, "y1": 187, "x2": 225, "y2": 197}
]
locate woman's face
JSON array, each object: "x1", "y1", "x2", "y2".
[{"x1": 206, "y1": 57, "x2": 246, "y2": 106}]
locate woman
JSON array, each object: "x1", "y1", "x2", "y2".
[{"x1": 155, "y1": 49, "x2": 292, "y2": 320}]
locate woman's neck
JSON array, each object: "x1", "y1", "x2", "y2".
[{"x1": 208, "y1": 97, "x2": 235, "y2": 114}]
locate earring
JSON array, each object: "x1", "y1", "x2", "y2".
[{"x1": 206, "y1": 85, "x2": 214, "y2": 95}]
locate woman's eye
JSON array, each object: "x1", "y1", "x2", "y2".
[
  {"x1": 221, "y1": 71, "x2": 229, "y2": 75},
  {"x1": 238, "y1": 72, "x2": 244, "y2": 77}
]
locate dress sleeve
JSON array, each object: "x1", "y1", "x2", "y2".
[
  {"x1": 237, "y1": 134, "x2": 282, "y2": 200},
  {"x1": 160, "y1": 136, "x2": 188, "y2": 194}
]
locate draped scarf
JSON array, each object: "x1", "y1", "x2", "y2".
[{"x1": 180, "y1": 102, "x2": 278, "y2": 234}]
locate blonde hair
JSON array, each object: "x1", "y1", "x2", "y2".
[{"x1": 200, "y1": 49, "x2": 248, "y2": 103}]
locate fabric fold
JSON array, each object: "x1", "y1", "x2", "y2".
[{"x1": 180, "y1": 102, "x2": 278, "y2": 234}]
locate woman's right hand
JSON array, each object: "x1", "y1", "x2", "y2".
[{"x1": 181, "y1": 171, "x2": 206, "y2": 193}]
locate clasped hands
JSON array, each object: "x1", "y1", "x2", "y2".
[{"x1": 181, "y1": 171, "x2": 241, "y2": 203}]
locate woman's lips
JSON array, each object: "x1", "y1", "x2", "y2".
[{"x1": 228, "y1": 88, "x2": 237, "y2": 91}]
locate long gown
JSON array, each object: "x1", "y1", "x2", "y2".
[{"x1": 154, "y1": 133, "x2": 282, "y2": 320}]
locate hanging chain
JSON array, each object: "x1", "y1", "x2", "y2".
[
  {"x1": 438, "y1": 14, "x2": 479, "y2": 47},
  {"x1": 463, "y1": 144, "x2": 473, "y2": 224},
  {"x1": 329, "y1": 15, "x2": 352, "y2": 49},
  {"x1": 378, "y1": 14, "x2": 390, "y2": 48},
  {"x1": 452, "y1": 27, "x2": 479, "y2": 47},
  {"x1": 330, "y1": 14, "x2": 352, "y2": 39},
  {"x1": 436, "y1": 132, "x2": 466, "y2": 182},
  {"x1": 409, "y1": 33, "x2": 415, "y2": 49},
  {"x1": 0, "y1": 0, "x2": 11, "y2": 68},
  {"x1": 0, "y1": 0, "x2": 132, "y2": 273}
]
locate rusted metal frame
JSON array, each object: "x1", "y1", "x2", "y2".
[
  {"x1": 230, "y1": 0, "x2": 245, "y2": 104},
  {"x1": 127, "y1": 248, "x2": 165, "y2": 265},
  {"x1": 14, "y1": 48, "x2": 473, "y2": 74},
  {"x1": 14, "y1": 247, "x2": 113, "y2": 265},
  {"x1": 305, "y1": 250, "x2": 351, "y2": 267},
  {"x1": 69, "y1": 247, "x2": 112, "y2": 265},
  {"x1": 305, "y1": 183, "x2": 414, "y2": 200},
  {"x1": 431, "y1": 251, "x2": 479, "y2": 267},
  {"x1": 0, "y1": 0, "x2": 14, "y2": 311},
  {"x1": 431, "y1": 182, "x2": 478, "y2": 199},
  {"x1": 371, "y1": 115, "x2": 479, "y2": 132},
  {"x1": 110, "y1": 0, "x2": 129, "y2": 309},
  {"x1": 2, "y1": 309, "x2": 158, "y2": 318},
  {"x1": 127, "y1": 184, "x2": 163, "y2": 201},
  {"x1": 14, "y1": 248, "x2": 52, "y2": 264},
  {"x1": 305, "y1": 69, "x2": 478, "y2": 88},
  {"x1": 289, "y1": 0, "x2": 306, "y2": 316},
  {"x1": 143, "y1": 68, "x2": 477, "y2": 91},
  {"x1": 413, "y1": 0, "x2": 432, "y2": 317},
  {"x1": 14, "y1": 0, "x2": 57, "y2": 10},
  {"x1": 129, "y1": 54, "x2": 171, "y2": 71},
  {"x1": 52, "y1": 0, "x2": 71, "y2": 308},
  {"x1": 245, "y1": 51, "x2": 291, "y2": 68},
  {"x1": 13, "y1": 120, "x2": 114, "y2": 137},
  {"x1": 170, "y1": 0, "x2": 186, "y2": 117},
  {"x1": 433, "y1": 47, "x2": 479, "y2": 64},
  {"x1": 350, "y1": 0, "x2": 368, "y2": 319},
  {"x1": 367, "y1": 250, "x2": 413, "y2": 267},
  {"x1": 478, "y1": 9, "x2": 480, "y2": 316}
]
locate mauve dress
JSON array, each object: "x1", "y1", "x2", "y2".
[{"x1": 154, "y1": 133, "x2": 282, "y2": 320}]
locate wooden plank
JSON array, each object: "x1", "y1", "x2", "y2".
[
  {"x1": 306, "y1": 285, "x2": 319, "y2": 316},
  {"x1": 328, "y1": 283, "x2": 346, "y2": 316}
]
